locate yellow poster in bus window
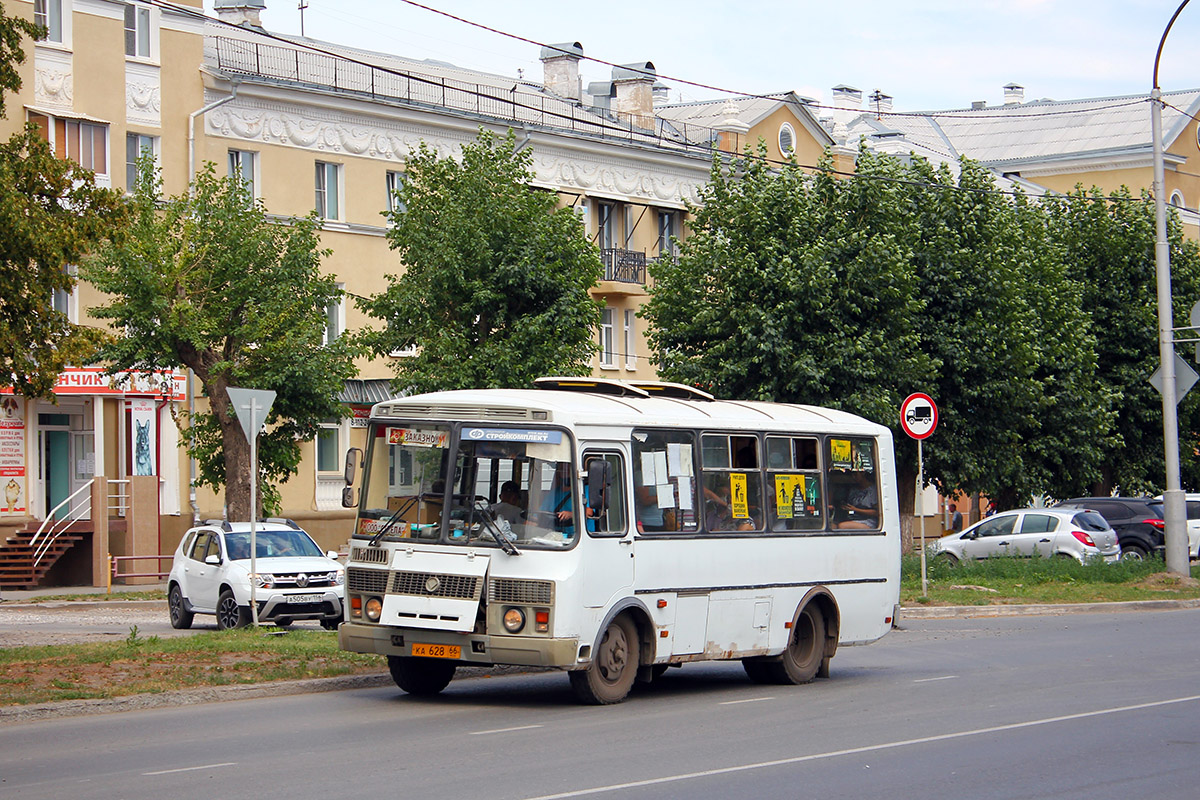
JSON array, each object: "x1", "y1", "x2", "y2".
[
  {"x1": 830, "y1": 439, "x2": 852, "y2": 471},
  {"x1": 730, "y1": 473, "x2": 749, "y2": 519},
  {"x1": 775, "y1": 475, "x2": 803, "y2": 519}
]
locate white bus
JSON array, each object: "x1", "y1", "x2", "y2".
[{"x1": 338, "y1": 378, "x2": 900, "y2": 704}]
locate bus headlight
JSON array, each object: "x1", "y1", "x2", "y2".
[
  {"x1": 365, "y1": 597, "x2": 383, "y2": 622},
  {"x1": 502, "y1": 607, "x2": 525, "y2": 633}
]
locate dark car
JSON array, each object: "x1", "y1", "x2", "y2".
[{"x1": 1054, "y1": 497, "x2": 1165, "y2": 560}]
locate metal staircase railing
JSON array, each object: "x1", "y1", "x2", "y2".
[{"x1": 30, "y1": 479, "x2": 129, "y2": 567}]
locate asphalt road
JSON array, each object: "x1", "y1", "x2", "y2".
[{"x1": 2, "y1": 608, "x2": 1198, "y2": 799}]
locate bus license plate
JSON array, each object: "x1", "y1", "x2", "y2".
[
  {"x1": 286, "y1": 594, "x2": 322, "y2": 604},
  {"x1": 411, "y1": 643, "x2": 460, "y2": 659}
]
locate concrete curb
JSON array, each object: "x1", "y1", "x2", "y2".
[{"x1": 899, "y1": 597, "x2": 1200, "y2": 619}]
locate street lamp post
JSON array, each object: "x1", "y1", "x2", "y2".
[{"x1": 1152, "y1": 0, "x2": 1191, "y2": 576}]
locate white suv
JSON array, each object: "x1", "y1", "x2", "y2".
[{"x1": 168, "y1": 520, "x2": 345, "y2": 630}]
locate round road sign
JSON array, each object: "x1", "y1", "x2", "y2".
[{"x1": 900, "y1": 393, "x2": 938, "y2": 439}]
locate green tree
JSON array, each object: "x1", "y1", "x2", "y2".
[
  {"x1": 0, "y1": 7, "x2": 125, "y2": 397},
  {"x1": 358, "y1": 129, "x2": 602, "y2": 393},
  {"x1": 1044, "y1": 187, "x2": 1200, "y2": 494},
  {"x1": 82, "y1": 165, "x2": 357, "y2": 519}
]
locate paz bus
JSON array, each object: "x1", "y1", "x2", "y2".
[{"x1": 338, "y1": 378, "x2": 900, "y2": 704}]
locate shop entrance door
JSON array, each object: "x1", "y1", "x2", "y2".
[{"x1": 42, "y1": 429, "x2": 70, "y2": 519}]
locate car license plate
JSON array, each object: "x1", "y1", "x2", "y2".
[
  {"x1": 286, "y1": 593, "x2": 322, "y2": 604},
  {"x1": 411, "y1": 642, "x2": 460, "y2": 659}
]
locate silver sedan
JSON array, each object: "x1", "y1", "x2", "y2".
[{"x1": 931, "y1": 508, "x2": 1120, "y2": 565}]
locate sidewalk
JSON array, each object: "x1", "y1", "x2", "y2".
[{"x1": 1, "y1": 583, "x2": 167, "y2": 603}]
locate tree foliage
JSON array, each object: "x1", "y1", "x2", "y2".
[
  {"x1": 82, "y1": 165, "x2": 357, "y2": 518},
  {"x1": 358, "y1": 129, "x2": 602, "y2": 393},
  {"x1": 645, "y1": 145, "x2": 1113, "y2": 525},
  {"x1": 0, "y1": 7, "x2": 125, "y2": 397}
]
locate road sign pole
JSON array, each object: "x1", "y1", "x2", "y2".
[
  {"x1": 227, "y1": 387, "x2": 277, "y2": 629},
  {"x1": 918, "y1": 439, "x2": 927, "y2": 597}
]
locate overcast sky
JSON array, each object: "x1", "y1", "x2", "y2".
[{"x1": 206, "y1": 1, "x2": 1200, "y2": 111}]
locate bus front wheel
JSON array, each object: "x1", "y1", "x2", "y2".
[
  {"x1": 388, "y1": 656, "x2": 456, "y2": 696},
  {"x1": 769, "y1": 604, "x2": 826, "y2": 685},
  {"x1": 569, "y1": 615, "x2": 639, "y2": 704}
]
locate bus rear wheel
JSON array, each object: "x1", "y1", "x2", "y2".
[
  {"x1": 767, "y1": 605, "x2": 826, "y2": 685},
  {"x1": 388, "y1": 656, "x2": 456, "y2": 696},
  {"x1": 569, "y1": 615, "x2": 639, "y2": 704}
]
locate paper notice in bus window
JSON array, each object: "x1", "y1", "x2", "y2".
[
  {"x1": 667, "y1": 443, "x2": 683, "y2": 476},
  {"x1": 387, "y1": 427, "x2": 448, "y2": 448},
  {"x1": 656, "y1": 483, "x2": 676, "y2": 508},
  {"x1": 856, "y1": 440, "x2": 874, "y2": 472},
  {"x1": 641, "y1": 452, "x2": 657, "y2": 486},
  {"x1": 677, "y1": 476, "x2": 694, "y2": 510},
  {"x1": 730, "y1": 473, "x2": 749, "y2": 519},
  {"x1": 775, "y1": 475, "x2": 803, "y2": 520},
  {"x1": 653, "y1": 451, "x2": 669, "y2": 485},
  {"x1": 830, "y1": 439, "x2": 852, "y2": 470}
]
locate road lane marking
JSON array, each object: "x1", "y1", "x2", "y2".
[
  {"x1": 143, "y1": 763, "x2": 237, "y2": 776},
  {"x1": 913, "y1": 675, "x2": 959, "y2": 683},
  {"x1": 522, "y1": 693, "x2": 1200, "y2": 799},
  {"x1": 719, "y1": 696, "x2": 774, "y2": 706},
  {"x1": 470, "y1": 724, "x2": 544, "y2": 735}
]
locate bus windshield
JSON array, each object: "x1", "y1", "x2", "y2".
[{"x1": 355, "y1": 422, "x2": 580, "y2": 549}]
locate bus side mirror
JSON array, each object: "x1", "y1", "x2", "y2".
[
  {"x1": 344, "y1": 447, "x2": 363, "y2": 485},
  {"x1": 586, "y1": 459, "x2": 610, "y2": 522},
  {"x1": 341, "y1": 487, "x2": 357, "y2": 509}
]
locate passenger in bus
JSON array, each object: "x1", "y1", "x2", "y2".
[
  {"x1": 539, "y1": 463, "x2": 596, "y2": 536},
  {"x1": 490, "y1": 480, "x2": 526, "y2": 523},
  {"x1": 835, "y1": 471, "x2": 878, "y2": 529}
]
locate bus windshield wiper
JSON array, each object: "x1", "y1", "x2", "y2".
[
  {"x1": 368, "y1": 494, "x2": 419, "y2": 547},
  {"x1": 471, "y1": 502, "x2": 520, "y2": 556}
]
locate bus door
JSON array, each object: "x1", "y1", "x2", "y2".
[{"x1": 579, "y1": 449, "x2": 634, "y2": 609}]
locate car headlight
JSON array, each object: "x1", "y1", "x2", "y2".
[
  {"x1": 365, "y1": 597, "x2": 383, "y2": 622},
  {"x1": 251, "y1": 573, "x2": 275, "y2": 589},
  {"x1": 503, "y1": 607, "x2": 525, "y2": 633},
  {"x1": 331, "y1": 569, "x2": 344, "y2": 585}
]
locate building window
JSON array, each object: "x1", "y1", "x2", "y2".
[
  {"x1": 125, "y1": 133, "x2": 155, "y2": 191},
  {"x1": 124, "y1": 3, "x2": 150, "y2": 58},
  {"x1": 598, "y1": 202, "x2": 623, "y2": 250},
  {"x1": 28, "y1": 111, "x2": 110, "y2": 181},
  {"x1": 50, "y1": 265, "x2": 78, "y2": 323},
  {"x1": 1170, "y1": 190, "x2": 1185, "y2": 209},
  {"x1": 323, "y1": 283, "x2": 345, "y2": 346},
  {"x1": 386, "y1": 170, "x2": 405, "y2": 215},
  {"x1": 657, "y1": 210, "x2": 677, "y2": 258},
  {"x1": 228, "y1": 149, "x2": 256, "y2": 197},
  {"x1": 315, "y1": 161, "x2": 341, "y2": 220},
  {"x1": 778, "y1": 123, "x2": 796, "y2": 157},
  {"x1": 35, "y1": 0, "x2": 63, "y2": 43},
  {"x1": 623, "y1": 309, "x2": 636, "y2": 370},
  {"x1": 599, "y1": 306, "x2": 615, "y2": 367},
  {"x1": 316, "y1": 423, "x2": 341, "y2": 473}
]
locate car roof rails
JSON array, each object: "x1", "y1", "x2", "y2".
[
  {"x1": 203, "y1": 519, "x2": 233, "y2": 532},
  {"x1": 263, "y1": 517, "x2": 302, "y2": 530}
]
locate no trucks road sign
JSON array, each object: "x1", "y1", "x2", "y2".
[{"x1": 900, "y1": 393, "x2": 938, "y2": 440}]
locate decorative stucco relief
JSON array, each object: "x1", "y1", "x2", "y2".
[
  {"x1": 125, "y1": 62, "x2": 161, "y2": 127},
  {"x1": 34, "y1": 65, "x2": 73, "y2": 109},
  {"x1": 206, "y1": 102, "x2": 704, "y2": 205}
]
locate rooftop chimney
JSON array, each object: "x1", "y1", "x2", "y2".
[
  {"x1": 868, "y1": 89, "x2": 893, "y2": 116},
  {"x1": 214, "y1": 0, "x2": 265, "y2": 28},
  {"x1": 713, "y1": 99, "x2": 750, "y2": 153},
  {"x1": 830, "y1": 84, "x2": 863, "y2": 139},
  {"x1": 540, "y1": 41, "x2": 584, "y2": 102},
  {"x1": 1003, "y1": 82, "x2": 1025, "y2": 105},
  {"x1": 971, "y1": 100, "x2": 987, "y2": 110},
  {"x1": 612, "y1": 61, "x2": 656, "y2": 130}
]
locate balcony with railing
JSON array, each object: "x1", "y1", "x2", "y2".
[{"x1": 597, "y1": 248, "x2": 647, "y2": 295}]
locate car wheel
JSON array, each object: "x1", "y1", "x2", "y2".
[
  {"x1": 1121, "y1": 544, "x2": 1148, "y2": 562},
  {"x1": 934, "y1": 551, "x2": 959, "y2": 567},
  {"x1": 216, "y1": 589, "x2": 250, "y2": 630},
  {"x1": 168, "y1": 584, "x2": 193, "y2": 630},
  {"x1": 569, "y1": 615, "x2": 639, "y2": 704},
  {"x1": 387, "y1": 655, "x2": 456, "y2": 696},
  {"x1": 274, "y1": 617, "x2": 292, "y2": 629},
  {"x1": 320, "y1": 617, "x2": 341, "y2": 631},
  {"x1": 765, "y1": 604, "x2": 826, "y2": 685}
]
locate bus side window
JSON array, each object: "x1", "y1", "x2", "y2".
[
  {"x1": 632, "y1": 430, "x2": 699, "y2": 532},
  {"x1": 828, "y1": 437, "x2": 880, "y2": 530},
  {"x1": 701, "y1": 433, "x2": 763, "y2": 532},
  {"x1": 766, "y1": 435, "x2": 823, "y2": 531},
  {"x1": 583, "y1": 452, "x2": 627, "y2": 535}
]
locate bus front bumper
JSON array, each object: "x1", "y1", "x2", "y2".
[{"x1": 339, "y1": 622, "x2": 580, "y2": 668}]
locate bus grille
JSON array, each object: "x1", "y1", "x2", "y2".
[
  {"x1": 347, "y1": 567, "x2": 389, "y2": 594},
  {"x1": 489, "y1": 578, "x2": 554, "y2": 605},
  {"x1": 392, "y1": 571, "x2": 481, "y2": 600},
  {"x1": 350, "y1": 547, "x2": 389, "y2": 565}
]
